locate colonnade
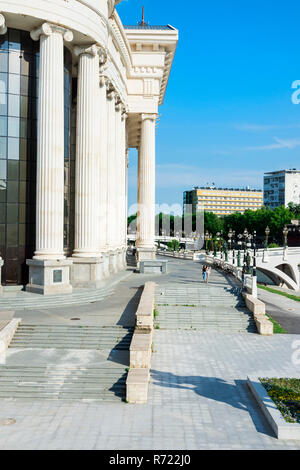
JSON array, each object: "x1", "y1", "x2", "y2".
[{"x1": 24, "y1": 21, "x2": 156, "y2": 294}]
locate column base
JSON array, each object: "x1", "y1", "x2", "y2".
[
  {"x1": 26, "y1": 259, "x2": 73, "y2": 295},
  {"x1": 116, "y1": 247, "x2": 127, "y2": 271},
  {"x1": 0, "y1": 258, "x2": 3, "y2": 295},
  {"x1": 109, "y1": 250, "x2": 118, "y2": 274},
  {"x1": 137, "y1": 247, "x2": 156, "y2": 263},
  {"x1": 140, "y1": 260, "x2": 168, "y2": 275},
  {"x1": 101, "y1": 251, "x2": 110, "y2": 279},
  {"x1": 70, "y1": 256, "x2": 104, "y2": 288}
]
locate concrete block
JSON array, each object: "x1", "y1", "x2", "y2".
[
  {"x1": 255, "y1": 318, "x2": 273, "y2": 335},
  {"x1": 126, "y1": 368, "x2": 150, "y2": 404},
  {"x1": 244, "y1": 293, "x2": 266, "y2": 316},
  {"x1": 130, "y1": 332, "x2": 152, "y2": 368},
  {"x1": 70, "y1": 256, "x2": 104, "y2": 288},
  {"x1": 140, "y1": 260, "x2": 168, "y2": 274}
]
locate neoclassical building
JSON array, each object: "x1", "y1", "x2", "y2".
[{"x1": 0, "y1": 0, "x2": 178, "y2": 294}]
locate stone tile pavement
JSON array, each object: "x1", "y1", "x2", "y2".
[{"x1": 0, "y1": 258, "x2": 300, "y2": 449}]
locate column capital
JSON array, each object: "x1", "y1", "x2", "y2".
[
  {"x1": 74, "y1": 43, "x2": 107, "y2": 63},
  {"x1": 30, "y1": 22, "x2": 73, "y2": 42},
  {"x1": 0, "y1": 14, "x2": 7, "y2": 35},
  {"x1": 141, "y1": 113, "x2": 158, "y2": 122}
]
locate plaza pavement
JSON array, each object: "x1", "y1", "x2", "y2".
[{"x1": 0, "y1": 257, "x2": 300, "y2": 449}]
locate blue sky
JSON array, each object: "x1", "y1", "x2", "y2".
[{"x1": 116, "y1": 0, "x2": 300, "y2": 215}]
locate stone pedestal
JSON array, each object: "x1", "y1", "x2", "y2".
[
  {"x1": 70, "y1": 257, "x2": 104, "y2": 288},
  {"x1": 0, "y1": 257, "x2": 3, "y2": 294},
  {"x1": 116, "y1": 248, "x2": 126, "y2": 271},
  {"x1": 26, "y1": 259, "x2": 73, "y2": 295},
  {"x1": 140, "y1": 260, "x2": 168, "y2": 275},
  {"x1": 137, "y1": 247, "x2": 156, "y2": 263}
]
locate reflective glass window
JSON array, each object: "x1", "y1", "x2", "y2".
[
  {"x1": 8, "y1": 51, "x2": 21, "y2": 74},
  {"x1": 0, "y1": 137, "x2": 7, "y2": 158},
  {"x1": 6, "y1": 224, "x2": 18, "y2": 246},
  {"x1": 0, "y1": 72, "x2": 8, "y2": 93},
  {"x1": 0, "y1": 116, "x2": 7, "y2": 136},
  {"x1": 0, "y1": 159, "x2": 6, "y2": 179},
  {"x1": 7, "y1": 180, "x2": 18, "y2": 203},
  {"x1": 7, "y1": 203, "x2": 18, "y2": 223},
  {"x1": 0, "y1": 93, "x2": 7, "y2": 115},
  {"x1": 8, "y1": 30, "x2": 21, "y2": 51},
  {"x1": 7, "y1": 160, "x2": 18, "y2": 180},
  {"x1": 8, "y1": 73, "x2": 20, "y2": 94},
  {"x1": 8, "y1": 94, "x2": 20, "y2": 117},
  {"x1": 8, "y1": 117, "x2": 19, "y2": 137},
  {"x1": 8, "y1": 137, "x2": 19, "y2": 159},
  {"x1": 0, "y1": 52, "x2": 8, "y2": 73}
]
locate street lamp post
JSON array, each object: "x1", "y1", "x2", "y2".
[
  {"x1": 283, "y1": 225, "x2": 288, "y2": 261},
  {"x1": 252, "y1": 230, "x2": 257, "y2": 298},
  {"x1": 237, "y1": 234, "x2": 243, "y2": 267},
  {"x1": 265, "y1": 226, "x2": 270, "y2": 248},
  {"x1": 243, "y1": 228, "x2": 248, "y2": 270}
]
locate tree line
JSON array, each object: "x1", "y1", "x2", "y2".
[{"x1": 127, "y1": 203, "x2": 300, "y2": 246}]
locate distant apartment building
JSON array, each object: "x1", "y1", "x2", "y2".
[
  {"x1": 264, "y1": 169, "x2": 300, "y2": 209},
  {"x1": 183, "y1": 187, "x2": 263, "y2": 216}
]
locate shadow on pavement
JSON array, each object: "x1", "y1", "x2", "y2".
[{"x1": 150, "y1": 369, "x2": 275, "y2": 437}]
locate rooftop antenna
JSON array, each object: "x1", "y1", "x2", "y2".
[{"x1": 138, "y1": 6, "x2": 149, "y2": 26}]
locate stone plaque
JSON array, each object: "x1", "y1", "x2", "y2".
[{"x1": 53, "y1": 269, "x2": 62, "y2": 283}]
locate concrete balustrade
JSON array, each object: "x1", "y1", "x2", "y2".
[
  {"x1": 0, "y1": 318, "x2": 21, "y2": 352},
  {"x1": 130, "y1": 332, "x2": 152, "y2": 369},
  {"x1": 126, "y1": 368, "x2": 150, "y2": 404},
  {"x1": 126, "y1": 281, "x2": 156, "y2": 403},
  {"x1": 135, "y1": 281, "x2": 156, "y2": 332},
  {"x1": 243, "y1": 293, "x2": 273, "y2": 335}
]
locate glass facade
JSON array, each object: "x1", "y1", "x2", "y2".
[{"x1": 0, "y1": 29, "x2": 72, "y2": 285}]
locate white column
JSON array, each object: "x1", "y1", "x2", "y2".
[
  {"x1": 121, "y1": 111, "x2": 127, "y2": 249},
  {"x1": 72, "y1": 44, "x2": 101, "y2": 258},
  {"x1": 106, "y1": 88, "x2": 116, "y2": 248},
  {"x1": 30, "y1": 23, "x2": 73, "y2": 260},
  {"x1": 136, "y1": 114, "x2": 157, "y2": 260},
  {"x1": 99, "y1": 76, "x2": 108, "y2": 253},
  {"x1": 115, "y1": 98, "x2": 122, "y2": 251}
]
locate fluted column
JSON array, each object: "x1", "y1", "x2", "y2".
[
  {"x1": 31, "y1": 23, "x2": 73, "y2": 260},
  {"x1": 136, "y1": 114, "x2": 157, "y2": 260},
  {"x1": 106, "y1": 87, "x2": 116, "y2": 251},
  {"x1": 73, "y1": 44, "x2": 101, "y2": 258},
  {"x1": 121, "y1": 110, "x2": 127, "y2": 249},
  {"x1": 0, "y1": 14, "x2": 7, "y2": 35},
  {"x1": 115, "y1": 98, "x2": 122, "y2": 251}
]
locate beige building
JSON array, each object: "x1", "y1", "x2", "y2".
[{"x1": 183, "y1": 187, "x2": 263, "y2": 216}]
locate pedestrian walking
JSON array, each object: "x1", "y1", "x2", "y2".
[
  {"x1": 206, "y1": 265, "x2": 211, "y2": 283},
  {"x1": 202, "y1": 265, "x2": 207, "y2": 283}
]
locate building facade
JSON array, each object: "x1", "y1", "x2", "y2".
[
  {"x1": 183, "y1": 187, "x2": 263, "y2": 216},
  {"x1": 264, "y1": 169, "x2": 300, "y2": 209},
  {"x1": 0, "y1": 1, "x2": 178, "y2": 293}
]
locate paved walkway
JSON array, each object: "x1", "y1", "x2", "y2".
[
  {"x1": 258, "y1": 287, "x2": 300, "y2": 334},
  {"x1": 0, "y1": 258, "x2": 299, "y2": 449}
]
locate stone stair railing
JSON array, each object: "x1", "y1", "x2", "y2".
[{"x1": 126, "y1": 281, "x2": 156, "y2": 404}]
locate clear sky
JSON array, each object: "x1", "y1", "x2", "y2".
[{"x1": 116, "y1": 0, "x2": 300, "y2": 215}]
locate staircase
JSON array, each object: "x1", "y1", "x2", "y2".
[
  {"x1": 9, "y1": 325, "x2": 134, "y2": 350},
  {"x1": 0, "y1": 365, "x2": 127, "y2": 401},
  {"x1": 0, "y1": 323, "x2": 133, "y2": 402},
  {"x1": 155, "y1": 284, "x2": 257, "y2": 333},
  {"x1": 0, "y1": 286, "x2": 115, "y2": 310}
]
